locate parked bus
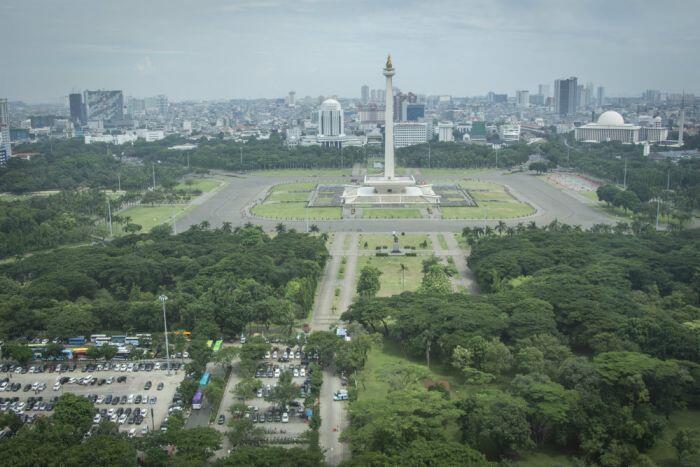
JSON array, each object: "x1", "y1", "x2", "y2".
[
  {"x1": 212, "y1": 340, "x2": 223, "y2": 352},
  {"x1": 68, "y1": 336, "x2": 86, "y2": 346},
  {"x1": 199, "y1": 372, "x2": 211, "y2": 387},
  {"x1": 192, "y1": 389, "x2": 203, "y2": 410},
  {"x1": 206, "y1": 340, "x2": 213, "y2": 349},
  {"x1": 90, "y1": 334, "x2": 107, "y2": 343}
]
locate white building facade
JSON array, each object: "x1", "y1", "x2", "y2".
[
  {"x1": 438, "y1": 122, "x2": 454, "y2": 142},
  {"x1": 394, "y1": 122, "x2": 429, "y2": 148}
]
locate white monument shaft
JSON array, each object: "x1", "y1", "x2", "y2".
[
  {"x1": 340, "y1": 55, "x2": 439, "y2": 205},
  {"x1": 383, "y1": 63, "x2": 395, "y2": 179}
]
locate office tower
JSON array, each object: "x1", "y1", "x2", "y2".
[
  {"x1": 554, "y1": 77, "x2": 578, "y2": 116},
  {"x1": 288, "y1": 91, "x2": 296, "y2": 107},
  {"x1": 405, "y1": 103, "x2": 425, "y2": 121},
  {"x1": 157, "y1": 95, "x2": 169, "y2": 115},
  {"x1": 643, "y1": 90, "x2": 661, "y2": 105},
  {"x1": 318, "y1": 99, "x2": 344, "y2": 137},
  {"x1": 576, "y1": 84, "x2": 586, "y2": 109},
  {"x1": 393, "y1": 122, "x2": 430, "y2": 148},
  {"x1": 597, "y1": 86, "x2": 605, "y2": 106},
  {"x1": 585, "y1": 82, "x2": 594, "y2": 108},
  {"x1": 69, "y1": 93, "x2": 85, "y2": 124},
  {"x1": 516, "y1": 90, "x2": 530, "y2": 107},
  {"x1": 678, "y1": 94, "x2": 685, "y2": 146},
  {"x1": 438, "y1": 122, "x2": 454, "y2": 142},
  {"x1": 84, "y1": 90, "x2": 124, "y2": 123},
  {"x1": 538, "y1": 84, "x2": 550, "y2": 97},
  {"x1": 361, "y1": 85, "x2": 369, "y2": 104},
  {"x1": 0, "y1": 99, "x2": 11, "y2": 164}
]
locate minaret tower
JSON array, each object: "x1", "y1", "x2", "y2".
[{"x1": 383, "y1": 55, "x2": 395, "y2": 179}]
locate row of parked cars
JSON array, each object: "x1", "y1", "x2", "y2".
[
  {"x1": 0, "y1": 361, "x2": 182, "y2": 375},
  {"x1": 93, "y1": 406, "x2": 148, "y2": 426},
  {"x1": 84, "y1": 393, "x2": 158, "y2": 406},
  {"x1": 0, "y1": 395, "x2": 60, "y2": 414}
]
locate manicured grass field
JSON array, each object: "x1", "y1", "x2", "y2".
[
  {"x1": 175, "y1": 178, "x2": 222, "y2": 193},
  {"x1": 251, "y1": 203, "x2": 342, "y2": 220},
  {"x1": 356, "y1": 255, "x2": 425, "y2": 296},
  {"x1": 268, "y1": 191, "x2": 311, "y2": 203},
  {"x1": 440, "y1": 179, "x2": 535, "y2": 219},
  {"x1": 579, "y1": 190, "x2": 599, "y2": 202},
  {"x1": 251, "y1": 182, "x2": 341, "y2": 220},
  {"x1": 417, "y1": 168, "x2": 489, "y2": 177},
  {"x1": 118, "y1": 204, "x2": 192, "y2": 232},
  {"x1": 247, "y1": 168, "x2": 349, "y2": 177},
  {"x1": 362, "y1": 208, "x2": 422, "y2": 219},
  {"x1": 358, "y1": 233, "x2": 432, "y2": 251}
]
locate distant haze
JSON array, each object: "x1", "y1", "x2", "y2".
[{"x1": 3, "y1": 0, "x2": 699, "y2": 102}]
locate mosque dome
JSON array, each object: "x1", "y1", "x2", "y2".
[{"x1": 597, "y1": 110, "x2": 625, "y2": 126}]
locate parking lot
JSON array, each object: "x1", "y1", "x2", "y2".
[
  {"x1": 0, "y1": 361, "x2": 185, "y2": 436},
  {"x1": 239, "y1": 345, "x2": 313, "y2": 441}
]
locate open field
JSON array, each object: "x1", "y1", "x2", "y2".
[
  {"x1": 119, "y1": 204, "x2": 192, "y2": 232},
  {"x1": 356, "y1": 255, "x2": 425, "y2": 296},
  {"x1": 252, "y1": 203, "x2": 342, "y2": 220},
  {"x1": 175, "y1": 178, "x2": 223, "y2": 193},
  {"x1": 251, "y1": 182, "x2": 342, "y2": 220},
  {"x1": 440, "y1": 179, "x2": 535, "y2": 219},
  {"x1": 362, "y1": 208, "x2": 422, "y2": 219},
  {"x1": 414, "y1": 168, "x2": 490, "y2": 177},
  {"x1": 358, "y1": 233, "x2": 432, "y2": 251},
  {"x1": 247, "y1": 168, "x2": 349, "y2": 177}
]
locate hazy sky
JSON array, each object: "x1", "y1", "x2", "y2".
[{"x1": 3, "y1": 0, "x2": 699, "y2": 102}]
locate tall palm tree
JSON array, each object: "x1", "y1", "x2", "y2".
[
  {"x1": 221, "y1": 221, "x2": 233, "y2": 233},
  {"x1": 275, "y1": 223, "x2": 287, "y2": 233},
  {"x1": 527, "y1": 221, "x2": 538, "y2": 231},
  {"x1": 199, "y1": 220, "x2": 210, "y2": 230},
  {"x1": 495, "y1": 221, "x2": 507, "y2": 235},
  {"x1": 399, "y1": 263, "x2": 407, "y2": 289}
]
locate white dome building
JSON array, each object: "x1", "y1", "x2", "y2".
[
  {"x1": 318, "y1": 99, "x2": 344, "y2": 146},
  {"x1": 575, "y1": 110, "x2": 641, "y2": 144}
]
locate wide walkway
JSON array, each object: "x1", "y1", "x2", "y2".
[{"x1": 310, "y1": 233, "x2": 358, "y2": 465}]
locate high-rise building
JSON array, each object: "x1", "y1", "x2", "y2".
[
  {"x1": 361, "y1": 85, "x2": 369, "y2": 105},
  {"x1": 405, "y1": 103, "x2": 425, "y2": 121},
  {"x1": 538, "y1": 84, "x2": 550, "y2": 97},
  {"x1": 69, "y1": 93, "x2": 85, "y2": 125},
  {"x1": 317, "y1": 98, "x2": 344, "y2": 148},
  {"x1": 0, "y1": 99, "x2": 11, "y2": 165},
  {"x1": 393, "y1": 122, "x2": 430, "y2": 148},
  {"x1": 157, "y1": 95, "x2": 169, "y2": 115},
  {"x1": 84, "y1": 90, "x2": 124, "y2": 124},
  {"x1": 288, "y1": 91, "x2": 296, "y2": 107},
  {"x1": 554, "y1": 77, "x2": 578, "y2": 116},
  {"x1": 438, "y1": 122, "x2": 454, "y2": 142},
  {"x1": 585, "y1": 82, "x2": 595, "y2": 108},
  {"x1": 597, "y1": 86, "x2": 605, "y2": 106},
  {"x1": 643, "y1": 90, "x2": 661, "y2": 105},
  {"x1": 516, "y1": 90, "x2": 530, "y2": 107}
]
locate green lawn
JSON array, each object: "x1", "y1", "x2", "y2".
[
  {"x1": 437, "y1": 233, "x2": 449, "y2": 250},
  {"x1": 362, "y1": 208, "x2": 422, "y2": 219},
  {"x1": 268, "y1": 191, "x2": 311, "y2": 203},
  {"x1": 271, "y1": 182, "x2": 317, "y2": 192},
  {"x1": 437, "y1": 180, "x2": 535, "y2": 219},
  {"x1": 252, "y1": 202, "x2": 341, "y2": 220},
  {"x1": 579, "y1": 190, "x2": 599, "y2": 202},
  {"x1": 417, "y1": 168, "x2": 489, "y2": 177},
  {"x1": 175, "y1": 178, "x2": 223, "y2": 193},
  {"x1": 118, "y1": 204, "x2": 192, "y2": 232},
  {"x1": 356, "y1": 255, "x2": 425, "y2": 296},
  {"x1": 247, "y1": 169, "x2": 349, "y2": 177},
  {"x1": 358, "y1": 233, "x2": 432, "y2": 251}
]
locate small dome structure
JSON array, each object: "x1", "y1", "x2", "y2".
[
  {"x1": 320, "y1": 99, "x2": 342, "y2": 111},
  {"x1": 597, "y1": 110, "x2": 625, "y2": 126}
]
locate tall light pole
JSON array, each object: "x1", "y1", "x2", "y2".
[
  {"x1": 107, "y1": 199, "x2": 113, "y2": 237},
  {"x1": 152, "y1": 162, "x2": 156, "y2": 190},
  {"x1": 158, "y1": 295, "x2": 171, "y2": 376}
]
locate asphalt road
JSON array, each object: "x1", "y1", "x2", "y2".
[{"x1": 175, "y1": 170, "x2": 616, "y2": 234}]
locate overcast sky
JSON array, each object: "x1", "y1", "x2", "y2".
[{"x1": 3, "y1": 0, "x2": 699, "y2": 103}]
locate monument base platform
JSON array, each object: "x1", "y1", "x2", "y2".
[{"x1": 341, "y1": 182, "x2": 439, "y2": 205}]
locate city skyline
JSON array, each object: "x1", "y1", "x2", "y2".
[{"x1": 3, "y1": 0, "x2": 700, "y2": 103}]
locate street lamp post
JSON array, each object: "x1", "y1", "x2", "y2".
[{"x1": 159, "y1": 295, "x2": 171, "y2": 376}]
